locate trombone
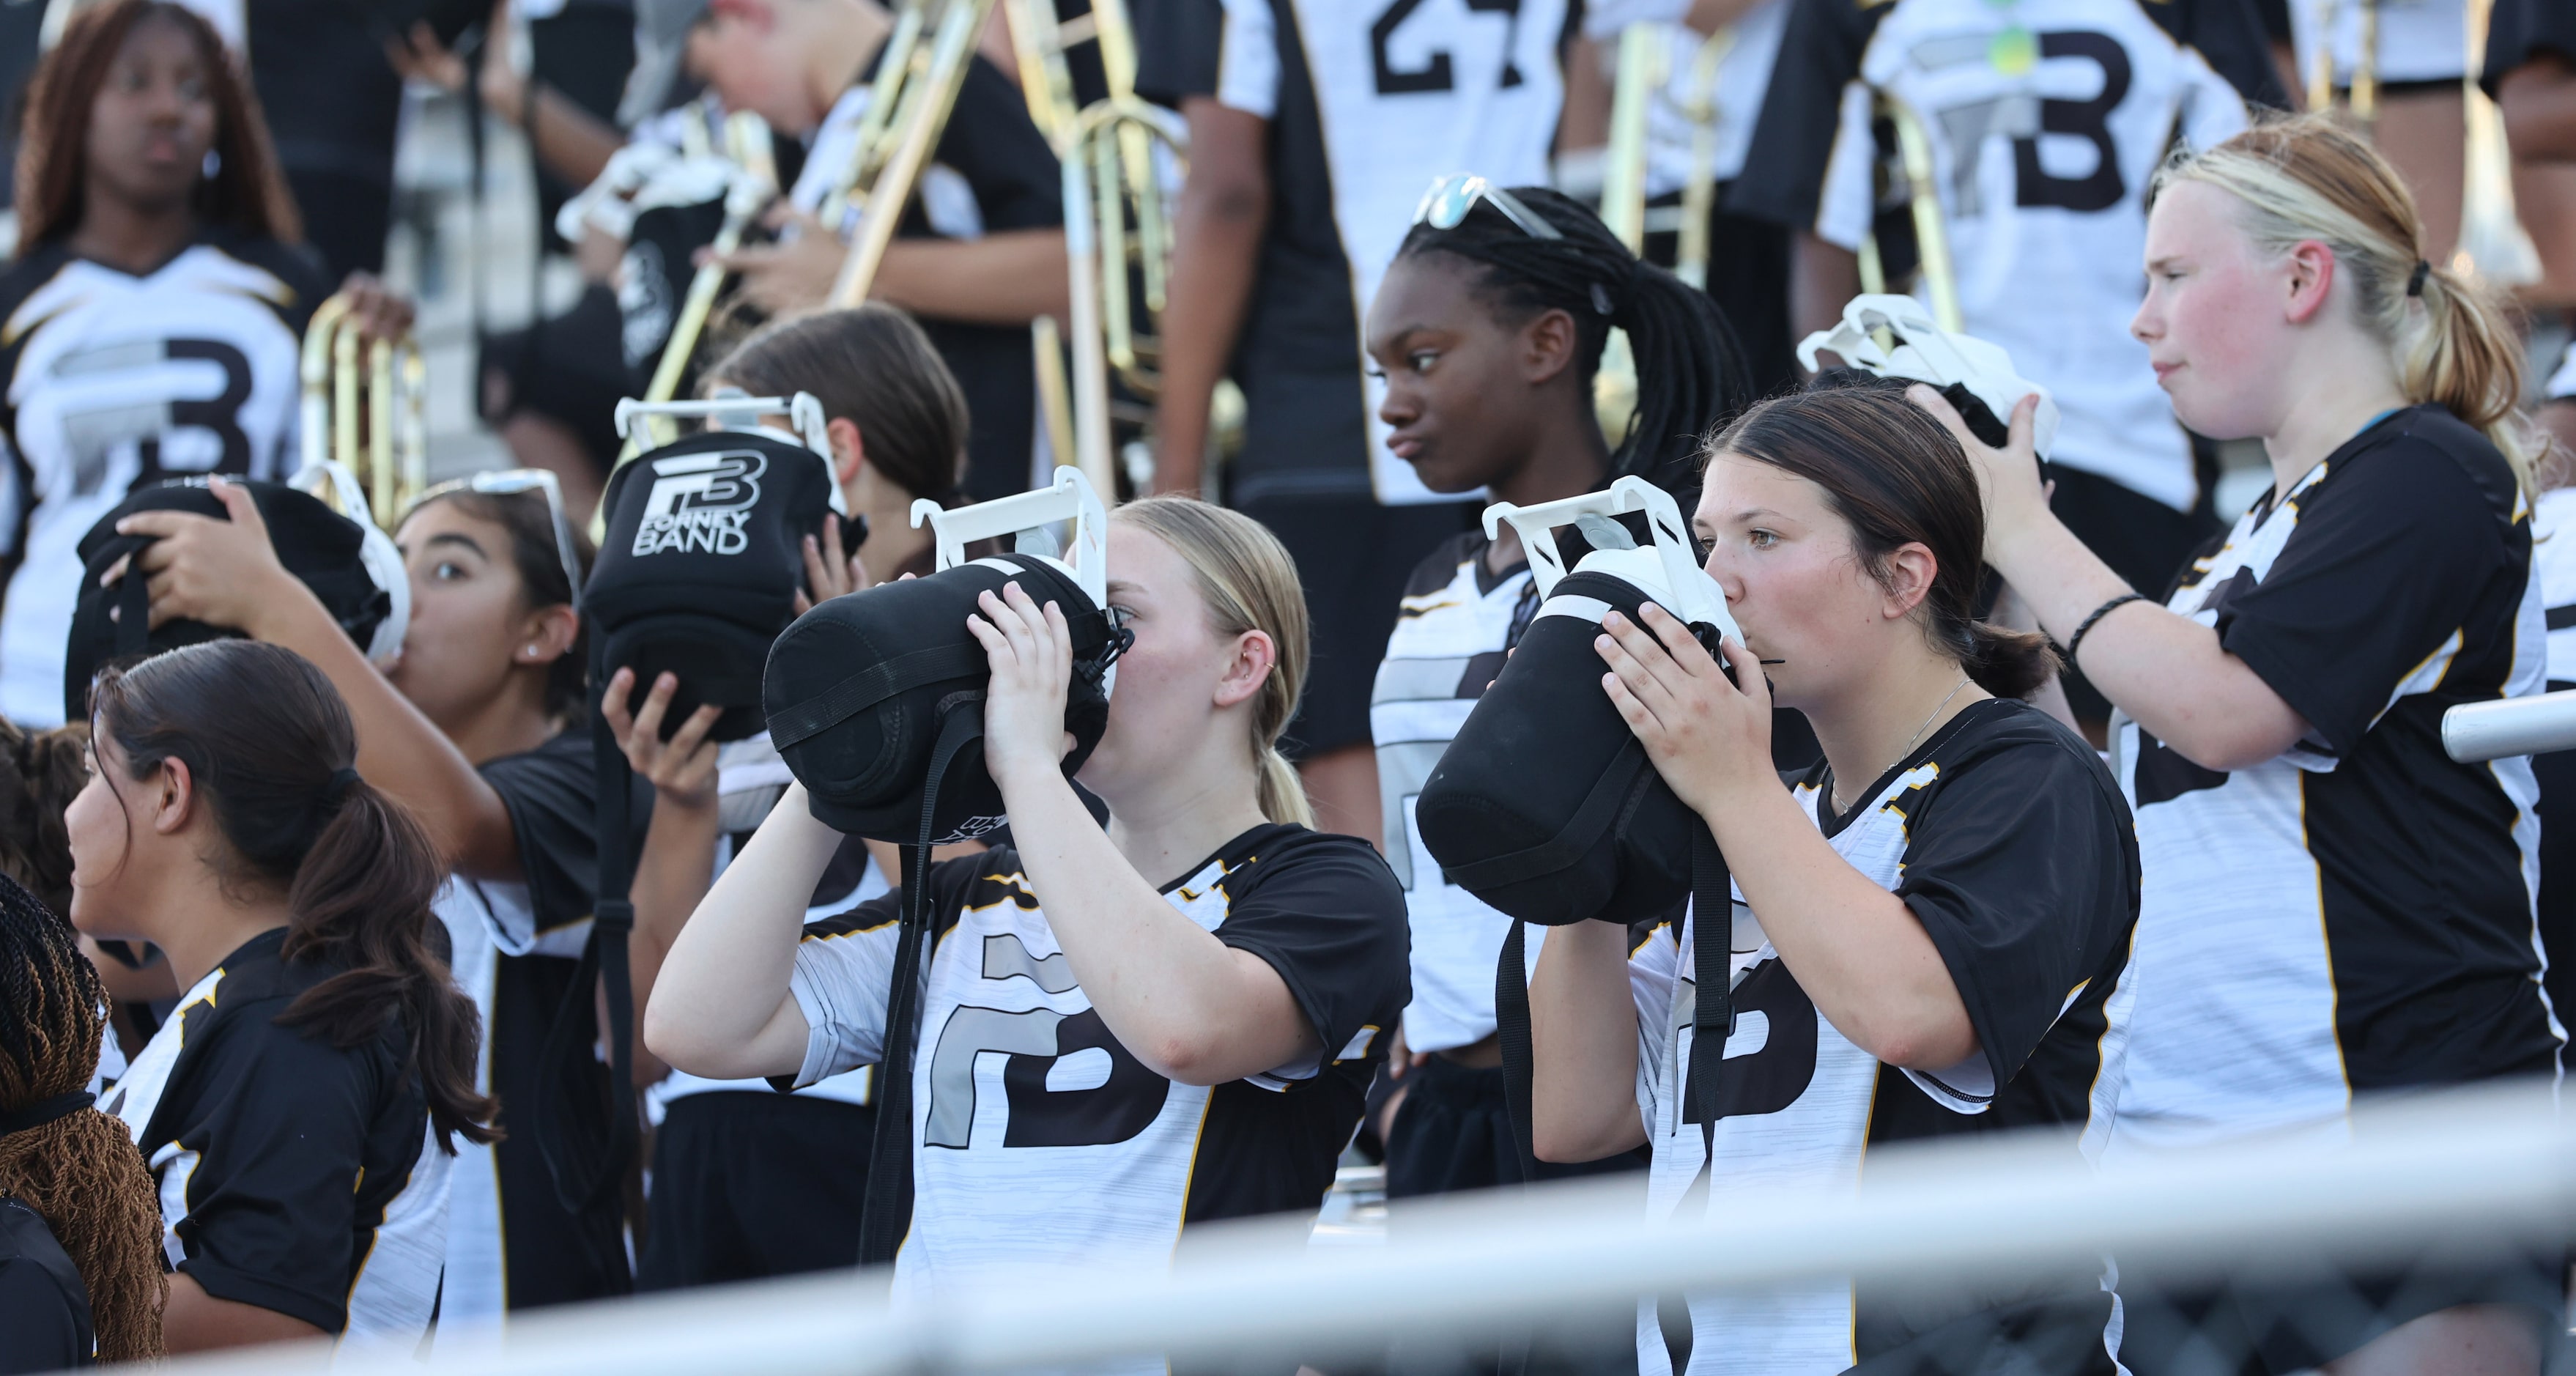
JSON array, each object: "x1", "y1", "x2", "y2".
[
  {"x1": 826, "y1": 0, "x2": 1006, "y2": 308},
  {"x1": 1594, "y1": 23, "x2": 1736, "y2": 436},
  {"x1": 2306, "y1": 0, "x2": 2383, "y2": 125},
  {"x1": 298, "y1": 292, "x2": 428, "y2": 528},
  {"x1": 1857, "y1": 90, "x2": 1964, "y2": 334}
]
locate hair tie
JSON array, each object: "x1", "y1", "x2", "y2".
[
  {"x1": 2407, "y1": 259, "x2": 2431, "y2": 297},
  {"x1": 0, "y1": 1091, "x2": 92, "y2": 1138},
  {"x1": 325, "y1": 766, "x2": 361, "y2": 804}
]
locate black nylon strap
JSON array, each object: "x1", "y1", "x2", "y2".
[
  {"x1": 116, "y1": 555, "x2": 149, "y2": 656},
  {"x1": 532, "y1": 709, "x2": 641, "y2": 1242},
  {"x1": 766, "y1": 642, "x2": 988, "y2": 750},
  {"x1": 854, "y1": 700, "x2": 985, "y2": 1266},
  {"x1": 1495, "y1": 919, "x2": 1540, "y2": 1175},
  {"x1": 1437, "y1": 748, "x2": 1645, "y2": 892},
  {"x1": 1680, "y1": 823, "x2": 1732, "y2": 1125},
  {"x1": 0, "y1": 1092, "x2": 92, "y2": 1137}
]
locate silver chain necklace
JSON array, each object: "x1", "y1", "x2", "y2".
[{"x1": 1833, "y1": 676, "x2": 1971, "y2": 816}]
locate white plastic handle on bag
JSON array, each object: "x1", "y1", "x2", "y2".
[
  {"x1": 1796, "y1": 294, "x2": 2063, "y2": 459},
  {"x1": 286, "y1": 459, "x2": 412, "y2": 667},
  {"x1": 912, "y1": 466, "x2": 1109, "y2": 610},
  {"x1": 1481, "y1": 476, "x2": 1739, "y2": 642}
]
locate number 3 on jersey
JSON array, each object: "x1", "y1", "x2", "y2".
[
  {"x1": 922, "y1": 934, "x2": 1169, "y2": 1150},
  {"x1": 1371, "y1": 0, "x2": 1527, "y2": 94}
]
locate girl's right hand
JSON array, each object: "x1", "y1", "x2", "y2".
[{"x1": 604, "y1": 668, "x2": 723, "y2": 812}]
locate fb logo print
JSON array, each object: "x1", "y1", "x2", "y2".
[{"x1": 632, "y1": 449, "x2": 766, "y2": 556}]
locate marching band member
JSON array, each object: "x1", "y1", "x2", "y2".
[
  {"x1": 689, "y1": 0, "x2": 1068, "y2": 502},
  {"x1": 1363, "y1": 182, "x2": 1748, "y2": 1200},
  {"x1": 1732, "y1": 0, "x2": 2279, "y2": 740},
  {"x1": 0, "y1": 0, "x2": 407, "y2": 728},
  {"x1": 1138, "y1": 0, "x2": 1567, "y2": 841},
  {"x1": 1961, "y1": 113, "x2": 2559, "y2": 1372},
  {"x1": 646, "y1": 498, "x2": 1409, "y2": 1317},
  {"x1": 2485, "y1": 0, "x2": 2576, "y2": 309},
  {"x1": 77, "y1": 640, "x2": 492, "y2": 1352},
  {"x1": 2285, "y1": 0, "x2": 2469, "y2": 261},
  {"x1": 622, "y1": 306, "x2": 973, "y2": 1290},
  {"x1": 1528, "y1": 383, "x2": 2139, "y2": 1372}
]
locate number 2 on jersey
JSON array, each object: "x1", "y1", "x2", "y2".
[{"x1": 1371, "y1": 0, "x2": 1527, "y2": 95}]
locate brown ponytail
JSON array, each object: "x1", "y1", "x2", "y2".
[
  {"x1": 1707, "y1": 388, "x2": 2060, "y2": 701},
  {"x1": 91, "y1": 640, "x2": 496, "y2": 1150},
  {"x1": 0, "y1": 879, "x2": 165, "y2": 1361},
  {"x1": 2155, "y1": 112, "x2": 2539, "y2": 488}
]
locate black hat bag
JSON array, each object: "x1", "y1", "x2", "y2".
[
  {"x1": 760, "y1": 467, "x2": 1127, "y2": 1264},
  {"x1": 64, "y1": 472, "x2": 408, "y2": 722},
  {"x1": 531, "y1": 396, "x2": 845, "y2": 1220},
  {"x1": 1412, "y1": 477, "x2": 1744, "y2": 1163}
]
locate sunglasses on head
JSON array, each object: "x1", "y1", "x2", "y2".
[
  {"x1": 404, "y1": 469, "x2": 586, "y2": 610},
  {"x1": 1413, "y1": 174, "x2": 1562, "y2": 240}
]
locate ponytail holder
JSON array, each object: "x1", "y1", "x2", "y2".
[
  {"x1": 2407, "y1": 259, "x2": 2431, "y2": 297},
  {"x1": 0, "y1": 1091, "x2": 93, "y2": 1138},
  {"x1": 325, "y1": 766, "x2": 361, "y2": 804}
]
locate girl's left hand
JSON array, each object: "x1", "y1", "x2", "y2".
[
  {"x1": 1597, "y1": 602, "x2": 1774, "y2": 817},
  {"x1": 106, "y1": 476, "x2": 310, "y2": 637},
  {"x1": 966, "y1": 581, "x2": 1076, "y2": 792}
]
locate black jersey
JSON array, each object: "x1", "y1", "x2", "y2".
[
  {"x1": 0, "y1": 1196, "x2": 89, "y2": 1372},
  {"x1": 2092, "y1": 406, "x2": 2558, "y2": 1160},
  {"x1": 1636, "y1": 698, "x2": 2138, "y2": 1370},
  {"x1": 2482, "y1": 0, "x2": 2576, "y2": 96},
  {"x1": 785, "y1": 824, "x2": 1408, "y2": 1300},
  {"x1": 0, "y1": 232, "x2": 330, "y2": 726},
  {"x1": 1135, "y1": 0, "x2": 1565, "y2": 507},
  {"x1": 99, "y1": 928, "x2": 445, "y2": 1344},
  {"x1": 433, "y1": 729, "x2": 645, "y2": 1329}
]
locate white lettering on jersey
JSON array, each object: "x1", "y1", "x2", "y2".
[{"x1": 632, "y1": 448, "x2": 766, "y2": 555}]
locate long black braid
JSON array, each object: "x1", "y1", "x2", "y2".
[{"x1": 1395, "y1": 185, "x2": 1757, "y2": 497}]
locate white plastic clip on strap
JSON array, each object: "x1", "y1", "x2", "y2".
[
  {"x1": 2443, "y1": 691, "x2": 2576, "y2": 762},
  {"x1": 1483, "y1": 475, "x2": 1740, "y2": 643},
  {"x1": 1796, "y1": 295, "x2": 2062, "y2": 459},
  {"x1": 913, "y1": 466, "x2": 1110, "y2": 610},
  {"x1": 286, "y1": 459, "x2": 412, "y2": 667},
  {"x1": 612, "y1": 392, "x2": 849, "y2": 515}
]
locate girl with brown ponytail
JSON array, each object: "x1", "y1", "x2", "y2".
[
  {"x1": 68, "y1": 638, "x2": 492, "y2": 1353},
  {"x1": 1959, "y1": 110, "x2": 2560, "y2": 1373},
  {"x1": 0, "y1": 874, "x2": 163, "y2": 1369}
]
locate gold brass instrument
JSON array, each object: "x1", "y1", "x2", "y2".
[
  {"x1": 2306, "y1": 0, "x2": 2381, "y2": 125},
  {"x1": 1062, "y1": 0, "x2": 1184, "y2": 495},
  {"x1": 1592, "y1": 25, "x2": 1735, "y2": 434},
  {"x1": 1851, "y1": 91, "x2": 1964, "y2": 334},
  {"x1": 298, "y1": 293, "x2": 428, "y2": 528},
  {"x1": 1672, "y1": 29, "x2": 1735, "y2": 291},
  {"x1": 827, "y1": 0, "x2": 1006, "y2": 308},
  {"x1": 2456, "y1": 0, "x2": 2540, "y2": 288},
  {"x1": 623, "y1": 111, "x2": 780, "y2": 457}
]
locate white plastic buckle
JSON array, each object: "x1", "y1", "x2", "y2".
[
  {"x1": 1482, "y1": 476, "x2": 1739, "y2": 640},
  {"x1": 613, "y1": 392, "x2": 848, "y2": 514},
  {"x1": 914, "y1": 466, "x2": 1109, "y2": 610},
  {"x1": 1796, "y1": 294, "x2": 2062, "y2": 459}
]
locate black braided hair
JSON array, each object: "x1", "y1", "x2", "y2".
[{"x1": 1395, "y1": 185, "x2": 1757, "y2": 497}]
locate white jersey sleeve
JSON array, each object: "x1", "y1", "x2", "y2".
[
  {"x1": 1217, "y1": 0, "x2": 1283, "y2": 118},
  {"x1": 788, "y1": 909, "x2": 902, "y2": 1088}
]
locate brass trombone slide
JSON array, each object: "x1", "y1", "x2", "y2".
[
  {"x1": 829, "y1": 0, "x2": 1004, "y2": 308},
  {"x1": 1063, "y1": 92, "x2": 1185, "y2": 494},
  {"x1": 298, "y1": 292, "x2": 428, "y2": 528}
]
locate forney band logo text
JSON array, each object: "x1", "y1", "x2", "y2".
[{"x1": 634, "y1": 449, "x2": 767, "y2": 556}]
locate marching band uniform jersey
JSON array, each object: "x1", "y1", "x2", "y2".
[
  {"x1": 431, "y1": 729, "x2": 640, "y2": 1334},
  {"x1": 0, "y1": 1195, "x2": 90, "y2": 1372},
  {"x1": 100, "y1": 928, "x2": 452, "y2": 1350},
  {"x1": 2528, "y1": 480, "x2": 2576, "y2": 1061},
  {"x1": 1736, "y1": 0, "x2": 2266, "y2": 519},
  {"x1": 1373, "y1": 533, "x2": 1542, "y2": 1057},
  {"x1": 2290, "y1": 0, "x2": 2465, "y2": 89},
  {"x1": 1136, "y1": 0, "x2": 1566, "y2": 508},
  {"x1": 2087, "y1": 406, "x2": 2561, "y2": 1168},
  {"x1": 637, "y1": 733, "x2": 884, "y2": 1290},
  {"x1": 2482, "y1": 0, "x2": 2576, "y2": 97},
  {"x1": 1636, "y1": 698, "x2": 2139, "y2": 1373},
  {"x1": 783, "y1": 825, "x2": 1408, "y2": 1304},
  {"x1": 0, "y1": 233, "x2": 328, "y2": 726}
]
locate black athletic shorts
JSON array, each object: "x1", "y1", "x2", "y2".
[
  {"x1": 635, "y1": 1092, "x2": 874, "y2": 1290},
  {"x1": 1382, "y1": 1054, "x2": 1645, "y2": 1199},
  {"x1": 1236, "y1": 497, "x2": 1479, "y2": 759},
  {"x1": 1643, "y1": 182, "x2": 1797, "y2": 400},
  {"x1": 480, "y1": 283, "x2": 632, "y2": 480},
  {"x1": 2047, "y1": 466, "x2": 2214, "y2": 725}
]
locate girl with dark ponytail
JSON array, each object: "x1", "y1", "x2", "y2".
[
  {"x1": 1525, "y1": 385, "x2": 2142, "y2": 1368},
  {"x1": 0, "y1": 874, "x2": 164, "y2": 1366},
  {"x1": 1362, "y1": 180, "x2": 1754, "y2": 1227},
  {"x1": 67, "y1": 638, "x2": 492, "y2": 1353}
]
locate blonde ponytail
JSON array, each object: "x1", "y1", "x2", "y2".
[
  {"x1": 1111, "y1": 497, "x2": 1319, "y2": 829},
  {"x1": 2155, "y1": 112, "x2": 2539, "y2": 489}
]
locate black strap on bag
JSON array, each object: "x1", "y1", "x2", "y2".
[
  {"x1": 854, "y1": 697, "x2": 987, "y2": 1266},
  {"x1": 530, "y1": 706, "x2": 643, "y2": 1219}
]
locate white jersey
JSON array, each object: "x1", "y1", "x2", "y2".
[
  {"x1": 1635, "y1": 700, "x2": 2135, "y2": 1373},
  {"x1": 1810, "y1": 0, "x2": 2249, "y2": 511},
  {"x1": 2548, "y1": 340, "x2": 2576, "y2": 403},
  {"x1": 2538, "y1": 487, "x2": 2576, "y2": 690},
  {"x1": 1371, "y1": 532, "x2": 1547, "y2": 1053},
  {"x1": 1208, "y1": 0, "x2": 1566, "y2": 503},
  {"x1": 2087, "y1": 407, "x2": 2560, "y2": 1164},
  {"x1": 2288, "y1": 0, "x2": 2468, "y2": 86},
  {"x1": 1580, "y1": 2, "x2": 1793, "y2": 195},
  {"x1": 791, "y1": 86, "x2": 985, "y2": 241},
  {"x1": 0, "y1": 237, "x2": 322, "y2": 725}
]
